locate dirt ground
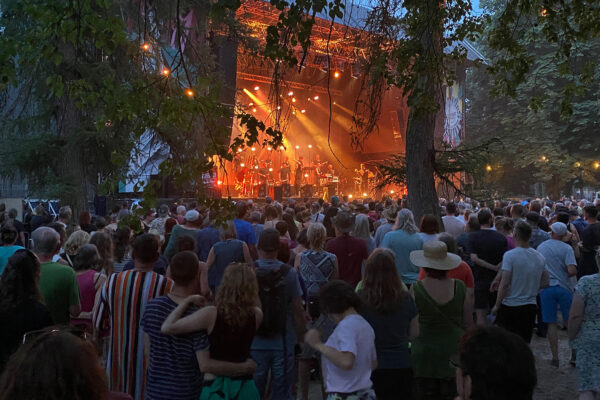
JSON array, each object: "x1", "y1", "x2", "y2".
[{"x1": 305, "y1": 328, "x2": 579, "y2": 399}]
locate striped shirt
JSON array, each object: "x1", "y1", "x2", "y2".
[
  {"x1": 96, "y1": 270, "x2": 173, "y2": 400},
  {"x1": 141, "y1": 296, "x2": 209, "y2": 400}
]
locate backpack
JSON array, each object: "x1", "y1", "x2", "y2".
[{"x1": 255, "y1": 262, "x2": 291, "y2": 338}]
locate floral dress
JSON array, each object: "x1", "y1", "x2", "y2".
[{"x1": 572, "y1": 274, "x2": 600, "y2": 392}]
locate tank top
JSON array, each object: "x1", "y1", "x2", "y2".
[
  {"x1": 209, "y1": 311, "x2": 256, "y2": 363},
  {"x1": 71, "y1": 270, "x2": 97, "y2": 331}
]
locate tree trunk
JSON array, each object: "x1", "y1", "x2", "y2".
[
  {"x1": 406, "y1": 104, "x2": 440, "y2": 224},
  {"x1": 56, "y1": 96, "x2": 90, "y2": 217},
  {"x1": 404, "y1": 0, "x2": 442, "y2": 225}
]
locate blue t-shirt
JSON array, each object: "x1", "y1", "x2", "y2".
[
  {"x1": 381, "y1": 230, "x2": 423, "y2": 284},
  {"x1": 209, "y1": 240, "x2": 245, "y2": 288},
  {"x1": 501, "y1": 247, "x2": 545, "y2": 306},
  {"x1": 141, "y1": 296, "x2": 209, "y2": 400},
  {"x1": 537, "y1": 239, "x2": 577, "y2": 291},
  {"x1": 196, "y1": 226, "x2": 220, "y2": 262},
  {"x1": 0, "y1": 245, "x2": 24, "y2": 275},
  {"x1": 234, "y1": 219, "x2": 257, "y2": 246},
  {"x1": 251, "y1": 259, "x2": 302, "y2": 352}
]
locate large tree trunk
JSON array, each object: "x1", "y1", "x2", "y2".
[
  {"x1": 56, "y1": 96, "x2": 90, "y2": 217},
  {"x1": 406, "y1": 104, "x2": 440, "y2": 224},
  {"x1": 404, "y1": 0, "x2": 442, "y2": 224}
]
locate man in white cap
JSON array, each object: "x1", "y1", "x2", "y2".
[
  {"x1": 537, "y1": 222, "x2": 577, "y2": 367},
  {"x1": 164, "y1": 209, "x2": 203, "y2": 261}
]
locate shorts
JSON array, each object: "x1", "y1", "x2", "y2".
[
  {"x1": 495, "y1": 304, "x2": 537, "y2": 343},
  {"x1": 540, "y1": 285, "x2": 573, "y2": 324},
  {"x1": 327, "y1": 388, "x2": 376, "y2": 400},
  {"x1": 474, "y1": 286, "x2": 496, "y2": 310}
]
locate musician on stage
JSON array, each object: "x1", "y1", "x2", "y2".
[
  {"x1": 295, "y1": 156, "x2": 304, "y2": 193},
  {"x1": 280, "y1": 157, "x2": 291, "y2": 183}
]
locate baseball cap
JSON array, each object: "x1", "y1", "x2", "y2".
[
  {"x1": 185, "y1": 210, "x2": 200, "y2": 222},
  {"x1": 550, "y1": 222, "x2": 567, "y2": 236}
]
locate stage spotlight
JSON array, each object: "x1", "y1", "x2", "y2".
[
  {"x1": 237, "y1": 148, "x2": 243, "y2": 153},
  {"x1": 269, "y1": 168, "x2": 273, "y2": 172},
  {"x1": 249, "y1": 102, "x2": 254, "y2": 106},
  {"x1": 240, "y1": 163, "x2": 245, "y2": 167},
  {"x1": 277, "y1": 106, "x2": 281, "y2": 110},
  {"x1": 255, "y1": 166, "x2": 258, "y2": 169},
  {"x1": 334, "y1": 71, "x2": 340, "y2": 78},
  {"x1": 390, "y1": 190, "x2": 395, "y2": 194},
  {"x1": 279, "y1": 146, "x2": 284, "y2": 150},
  {"x1": 267, "y1": 147, "x2": 272, "y2": 151},
  {"x1": 292, "y1": 111, "x2": 296, "y2": 115},
  {"x1": 363, "y1": 193, "x2": 367, "y2": 197},
  {"x1": 304, "y1": 173, "x2": 309, "y2": 178},
  {"x1": 292, "y1": 98, "x2": 297, "y2": 103},
  {"x1": 217, "y1": 180, "x2": 222, "y2": 186},
  {"x1": 288, "y1": 91, "x2": 294, "y2": 96},
  {"x1": 251, "y1": 147, "x2": 256, "y2": 151},
  {"x1": 295, "y1": 145, "x2": 300, "y2": 149},
  {"x1": 252, "y1": 108, "x2": 257, "y2": 112},
  {"x1": 254, "y1": 86, "x2": 259, "y2": 91},
  {"x1": 313, "y1": 95, "x2": 319, "y2": 100},
  {"x1": 308, "y1": 144, "x2": 312, "y2": 149},
  {"x1": 301, "y1": 109, "x2": 306, "y2": 113},
  {"x1": 348, "y1": 194, "x2": 353, "y2": 199}
]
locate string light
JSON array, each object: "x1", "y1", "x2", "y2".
[
  {"x1": 237, "y1": 148, "x2": 243, "y2": 153},
  {"x1": 574, "y1": 162, "x2": 581, "y2": 168},
  {"x1": 251, "y1": 147, "x2": 256, "y2": 151},
  {"x1": 334, "y1": 71, "x2": 340, "y2": 78},
  {"x1": 255, "y1": 166, "x2": 259, "y2": 170},
  {"x1": 541, "y1": 155, "x2": 547, "y2": 161},
  {"x1": 279, "y1": 146, "x2": 284, "y2": 150},
  {"x1": 249, "y1": 102, "x2": 254, "y2": 106},
  {"x1": 304, "y1": 173, "x2": 309, "y2": 178},
  {"x1": 267, "y1": 147, "x2": 272, "y2": 151},
  {"x1": 595, "y1": 162, "x2": 600, "y2": 169},
  {"x1": 308, "y1": 144, "x2": 312, "y2": 149},
  {"x1": 254, "y1": 86, "x2": 260, "y2": 91},
  {"x1": 313, "y1": 95, "x2": 319, "y2": 100},
  {"x1": 240, "y1": 163, "x2": 245, "y2": 167},
  {"x1": 295, "y1": 145, "x2": 300, "y2": 149},
  {"x1": 292, "y1": 98, "x2": 297, "y2": 103},
  {"x1": 277, "y1": 106, "x2": 281, "y2": 110},
  {"x1": 540, "y1": 8, "x2": 549, "y2": 17},
  {"x1": 161, "y1": 68, "x2": 170, "y2": 76},
  {"x1": 185, "y1": 89, "x2": 194, "y2": 97},
  {"x1": 301, "y1": 109, "x2": 306, "y2": 113},
  {"x1": 348, "y1": 194, "x2": 353, "y2": 199},
  {"x1": 252, "y1": 108, "x2": 257, "y2": 112},
  {"x1": 142, "y1": 43, "x2": 150, "y2": 51},
  {"x1": 288, "y1": 91, "x2": 294, "y2": 96},
  {"x1": 217, "y1": 180, "x2": 222, "y2": 186},
  {"x1": 269, "y1": 168, "x2": 273, "y2": 172},
  {"x1": 486, "y1": 165, "x2": 492, "y2": 172}
]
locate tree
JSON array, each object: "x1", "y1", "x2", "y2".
[{"x1": 466, "y1": 0, "x2": 600, "y2": 198}]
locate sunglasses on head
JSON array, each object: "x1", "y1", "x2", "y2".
[{"x1": 22, "y1": 326, "x2": 91, "y2": 346}]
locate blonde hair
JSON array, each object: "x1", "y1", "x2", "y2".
[
  {"x1": 215, "y1": 263, "x2": 259, "y2": 329},
  {"x1": 307, "y1": 222, "x2": 327, "y2": 251},
  {"x1": 64, "y1": 230, "x2": 91, "y2": 256},
  {"x1": 351, "y1": 214, "x2": 372, "y2": 240}
]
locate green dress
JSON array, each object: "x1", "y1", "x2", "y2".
[{"x1": 411, "y1": 279, "x2": 466, "y2": 379}]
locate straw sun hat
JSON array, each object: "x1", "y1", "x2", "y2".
[{"x1": 410, "y1": 241, "x2": 461, "y2": 271}]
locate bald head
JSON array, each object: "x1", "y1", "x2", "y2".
[{"x1": 32, "y1": 227, "x2": 60, "y2": 256}]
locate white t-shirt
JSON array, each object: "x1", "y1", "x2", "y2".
[
  {"x1": 442, "y1": 215, "x2": 466, "y2": 239},
  {"x1": 501, "y1": 247, "x2": 545, "y2": 306},
  {"x1": 322, "y1": 314, "x2": 376, "y2": 393}
]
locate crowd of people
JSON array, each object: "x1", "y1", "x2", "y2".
[{"x1": 0, "y1": 195, "x2": 599, "y2": 400}]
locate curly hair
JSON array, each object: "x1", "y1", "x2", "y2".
[
  {"x1": 215, "y1": 263, "x2": 259, "y2": 329},
  {"x1": 0, "y1": 330, "x2": 108, "y2": 400},
  {"x1": 358, "y1": 248, "x2": 407, "y2": 312},
  {"x1": 64, "y1": 230, "x2": 90, "y2": 256},
  {"x1": 89, "y1": 231, "x2": 113, "y2": 275},
  {"x1": 0, "y1": 250, "x2": 42, "y2": 314}
]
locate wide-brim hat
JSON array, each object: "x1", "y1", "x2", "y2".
[
  {"x1": 410, "y1": 241, "x2": 462, "y2": 271},
  {"x1": 332, "y1": 211, "x2": 355, "y2": 233},
  {"x1": 382, "y1": 206, "x2": 398, "y2": 221}
]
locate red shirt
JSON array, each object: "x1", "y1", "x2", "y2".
[
  {"x1": 417, "y1": 261, "x2": 474, "y2": 288},
  {"x1": 325, "y1": 234, "x2": 368, "y2": 288}
]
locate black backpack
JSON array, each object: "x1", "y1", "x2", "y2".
[{"x1": 255, "y1": 262, "x2": 291, "y2": 338}]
